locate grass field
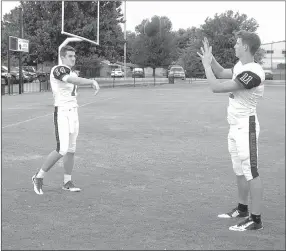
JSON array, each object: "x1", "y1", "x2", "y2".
[{"x1": 1, "y1": 81, "x2": 285, "y2": 250}]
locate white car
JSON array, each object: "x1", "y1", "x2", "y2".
[
  {"x1": 168, "y1": 65, "x2": 186, "y2": 80},
  {"x1": 111, "y1": 69, "x2": 124, "y2": 78}
]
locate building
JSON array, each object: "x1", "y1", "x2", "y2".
[{"x1": 261, "y1": 40, "x2": 285, "y2": 70}]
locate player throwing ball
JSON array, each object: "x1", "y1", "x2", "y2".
[
  {"x1": 32, "y1": 45, "x2": 99, "y2": 195},
  {"x1": 197, "y1": 31, "x2": 265, "y2": 231}
]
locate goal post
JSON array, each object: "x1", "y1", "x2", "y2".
[{"x1": 59, "y1": 1, "x2": 100, "y2": 64}]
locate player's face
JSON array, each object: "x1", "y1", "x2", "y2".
[
  {"x1": 234, "y1": 38, "x2": 245, "y2": 58},
  {"x1": 61, "y1": 51, "x2": 76, "y2": 67}
]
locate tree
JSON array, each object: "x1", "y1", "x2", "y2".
[
  {"x1": 173, "y1": 27, "x2": 201, "y2": 54},
  {"x1": 131, "y1": 16, "x2": 176, "y2": 76},
  {"x1": 1, "y1": 1, "x2": 125, "y2": 66},
  {"x1": 130, "y1": 33, "x2": 149, "y2": 68},
  {"x1": 126, "y1": 31, "x2": 136, "y2": 63},
  {"x1": 200, "y1": 10, "x2": 263, "y2": 67},
  {"x1": 172, "y1": 27, "x2": 205, "y2": 76},
  {"x1": 176, "y1": 29, "x2": 206, "y2": 77},
  {"x1": 254, "y1": 48, "x2": 266, "y2": 65},
  {"x1": 174, "y1": 10, "x2": 265, "y2": 78}
]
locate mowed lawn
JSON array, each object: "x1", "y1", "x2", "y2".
[{"x1": 1, "y1": 82, "x2": 285, "y2": 250}]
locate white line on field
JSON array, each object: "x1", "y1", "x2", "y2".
[
  {"x1": 2, "y1": 113, "x2": 53, "y2": 128},
  {"x1": 2, "y1": 97, "x2": 115, "y2": 129}
]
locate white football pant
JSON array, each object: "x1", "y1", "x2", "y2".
[
  {"x1": 228, "y1": 115, "x2": 260, "y2": 181},
  {"x1": 53, "y1": 107, "x2": 79, "y2": 155}
]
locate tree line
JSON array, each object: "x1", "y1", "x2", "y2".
[{"x1": 1, "y1": 1, "x2": 265, "y2": 76}]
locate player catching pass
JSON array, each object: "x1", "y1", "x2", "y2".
[
  {"x1": 197, "y1": 31, "x2": 265, "y2": 231},
  {"x1": 32, "y1": 45, "x2": 100, "y2": 195}
]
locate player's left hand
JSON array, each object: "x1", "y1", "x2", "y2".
[
  {"x1": 92, "y1": 80, "x2": 100, "y2": 89},
  {"x1": 197, "y1": 37, "x2": 213, "y2": 68},
  {"x1": 93, "y1": 89, "x2": 99, "y2": 96},
  {"x1": 92, "y1": 80, "x2": 100, "y2": 95}
]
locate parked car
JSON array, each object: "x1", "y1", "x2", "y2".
[
  {"x1": 168, "y1": 65, "x2": 186, "y2": 80},
  {"x1": 132, "y1": 68, "x2": 145, "y2": 78},
  {"x1": 22, "y1": 66, "x2": 37, "y2": 79},
  {"x1": 111, "y1": 68, "x2": 124, "y2": 78},
  {"x1": 2, "y1": 66, "x2": 15, "y2": 85},
  {"x1": 14, "y1": 67, "x2": 35, "y2": 82},
  {"x1": 2, "y1": 65, "x2": 42, "y2": 84},
  {"x1": 22, "y1": 66, "x2": 48, "y2": 82},
  {"x1": 264, "y1": 69, "x2": 273, "y2": 80},
  {"x1": 1, "y1": 66, "x2": 20, "y2": 85}
]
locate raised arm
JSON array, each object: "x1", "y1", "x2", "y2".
[
  {"x1": 211, "y1": 57, "x2": 233, "y2": 79},
  {"x1": 202, "y1": 37, "x2": 233, "y2": 79},
  {"x1": 197, "y1": 38, "x2": 244, "y2": 93}
]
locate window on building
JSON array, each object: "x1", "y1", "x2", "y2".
[
  {"x1": 282, "y1": 50, "x2": 286, "y2": 55},
  {"x1": 266, "y1": 50, "x2": 274, "y2": 54}
]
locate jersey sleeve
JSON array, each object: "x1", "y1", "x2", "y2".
[
  {"x1": 52, "y1": 66, "x2": 71, "y2": 81},
  {"x1": 234, "y1": 71, "x2": 262, "y2": 89}
]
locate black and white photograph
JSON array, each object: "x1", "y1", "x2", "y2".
[{"x1": 1, "y1": 0, "x2": 285, "y2": 250}]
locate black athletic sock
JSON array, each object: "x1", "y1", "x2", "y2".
[
  {"x1": 251, "y1": 213, "x2": 261, "y2": 224},
  {"x1": 238, "y1": 203, "x2": 248, "y2": 212}
]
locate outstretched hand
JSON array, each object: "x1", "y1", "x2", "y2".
[
  {"x1": 197, "y1": 37, "x2": 213, "y2": 69},
  {"x1": 92, "y1": 80, "x2": 100, "y2": 96},
  {"x1": 93, "y1": 89, "x2": 99, "y2": 96}
]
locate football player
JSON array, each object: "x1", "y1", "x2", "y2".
[
  {"x1": 32, "y1": 45, "x2": 99, "y2": 195},
  {"x1": 197, "y1": 31, "x2": 265, "y2": 231}
]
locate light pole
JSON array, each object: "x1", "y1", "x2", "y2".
[
  {"x1": 270, "y1": 41, "x2": 273, "y2": 70},
  {"x1": 159, "y1": 17, "x2": 161, "y2": 37},
  {"x1": 19, "y1": 7, "x2": 23, "y2": 94},
  {"x1": 5, "y1": 9, "x2": 24, "y2": 94},
  {"x1": 124, "y1": 0, "x2": 127, "y2": 79},
  {"x1": 143, "y1": 19, "x2": 149, "y2": 34}
]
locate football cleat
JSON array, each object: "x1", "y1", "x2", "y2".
[
  {"x1": 229, "y1": 216, "x2": 263, "y2": 231},
  {"x1": 62, "y1": 180, "x2": 81, "y2": 192},
  {"x1": 218, "y1": 207, "x2": 249, "y2": 218}
]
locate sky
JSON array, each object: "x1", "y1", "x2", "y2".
[{"x1": 1, "y1": 1, "x2": 285, "y2": 44}]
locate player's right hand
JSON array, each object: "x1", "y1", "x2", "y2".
[
  {"x1": 197, "y1": 37, "x2": 213, "y2": 68},
  {"x1": 203, "y1": 37, "x2": 213, "y2": 62}
]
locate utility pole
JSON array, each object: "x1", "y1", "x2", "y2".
[
  {"x1": 7, "y1": 36, "x2": 10, "y2": 73},
  {"x1": 123, "y1": 1, "x2": 127, "y2": 78},
  {"x1": 19, "y1": 7, "x2": 23, "y2": 94},
  {"x1": 144, "y1": 20, "x2": 148, "y2": 34},
  {"x1": 270, "y1": 41, "x2": 273, "y2": 70},
  {"x1": 159, "y1": 17, "x2": 161, "y2": 37},
  {"x1": 7, "y1": 36, "x2": 11, "y2": 95}
]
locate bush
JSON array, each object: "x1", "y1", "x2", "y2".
[{"x1": 277, "y1": 63, "x2": 285, "y2": 70}]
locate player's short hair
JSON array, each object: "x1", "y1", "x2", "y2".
[
  {"x1": 60, "y1": 46, "x2": 76, "y2": 57},
  {"x1": 235, "y1": 30, "x2": 261, "y2": 55}
]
